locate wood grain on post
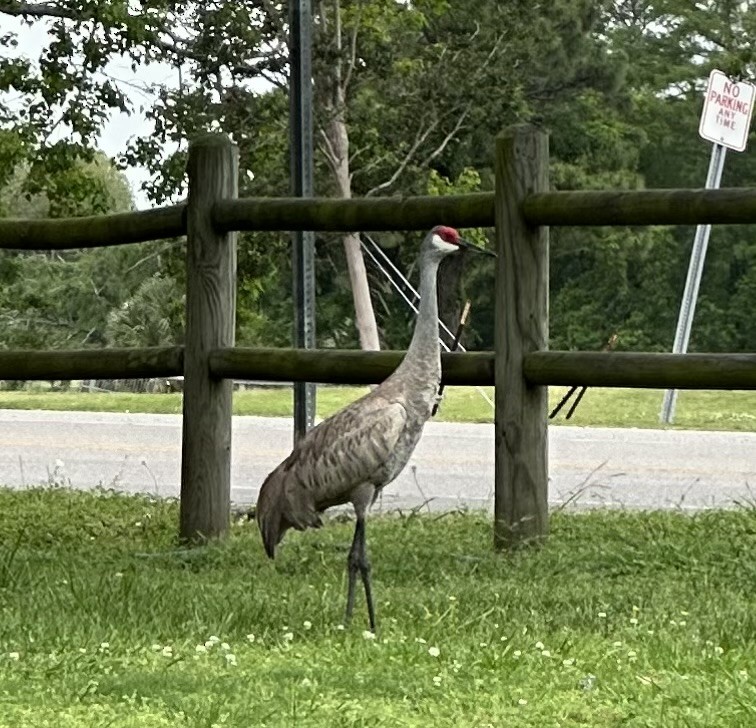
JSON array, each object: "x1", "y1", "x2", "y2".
[
  {"x1": 494, "y1": 126, "x2": 549, "y2": 550},
  {"x1": 181, "y1": 134, "x2": 238, "y2": 543}
]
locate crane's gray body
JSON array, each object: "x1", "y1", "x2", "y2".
[{"x1": 257, "y1": 234, "x2": 450, "y2": 557}]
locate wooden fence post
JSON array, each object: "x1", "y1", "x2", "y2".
[
  {"x1": 494, "y1": 125, "x2": 549, "y2": 550},
  {"x1": 181, "y1": 134, "x2": 238, "y2": 542}
]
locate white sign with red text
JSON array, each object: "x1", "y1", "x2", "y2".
[{"x1": 698, "y1": 69, "x2": 755, "y2": 152}]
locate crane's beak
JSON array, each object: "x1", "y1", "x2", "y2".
[{"x1": 457, "y1": 237, "x2": 496, "y2": 257}]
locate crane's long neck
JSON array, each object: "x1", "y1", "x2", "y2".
[{"x1": 402, "y1": 253, "x2": 442, "y2": 373}]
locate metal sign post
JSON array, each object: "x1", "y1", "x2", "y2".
[
  {"x1": 660, "y1": 143, "x2": 726, "y2": 423},
  {"x1": 290, "y1": 0, "x2": 316, "y2": 443},
  {"x1": 660, "y1": 70, "x2": 755, "y2": 424}
]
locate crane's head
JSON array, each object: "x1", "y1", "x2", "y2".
[{"x1": 425, "y1": 225, "x2": 495, "y2": 258}]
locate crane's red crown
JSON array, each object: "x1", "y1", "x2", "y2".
[{"x1": 432, "y1": 225, "x2": 460, "y2": 245}]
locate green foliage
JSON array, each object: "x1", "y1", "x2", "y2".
[{"x1": 0, "y1": 488, "x2": 754, "y2": 726}]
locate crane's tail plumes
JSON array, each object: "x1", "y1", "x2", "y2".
[{"x1": 256, "y1": 470, "x2": 287, "y2": 559}]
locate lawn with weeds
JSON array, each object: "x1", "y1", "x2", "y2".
[
  {"x1": 2, "y1": 386, "x2": 756, "y2": 431},
  {"x1": 0, "y1": 488, "x2": 754, "y2": 726}
]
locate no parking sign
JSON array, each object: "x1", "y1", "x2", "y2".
[{"x1": 698, "y1": 69, "x2": 755, "y2": 152}]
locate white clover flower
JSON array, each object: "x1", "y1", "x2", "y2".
[
  {"x1": 428, "y1": 646, "x2": 440, "y2": 658},
  {"x1": 612, "y1": 641, "x2": 622, "y2": 648},
  {"x1": 362, "y1": 631, "x2": 376, "y2": 640},
  {"x1": 432, "y1": 675, "x2": 442, "y2": 686},
  {"x1": 513, "y1": 650, "x2": 522, "y2": 659},
  {"x1": 518, "y1": 698, "x2": 528, "y2": 706},
  {"x1": 336, "y1": 624, "x2": 345, "y2": 631},
  {"x1": 220, "y1": 642, "x2": 230, "y2": 652},
  {"x1": 246, "y1": 634, "x2": 256, "y2": 643},
  {"x1": 283, "y1": 632, "x2": 294, "y2": 642},
  {"x1": 303, "y1": 621, "x2": 312, "y2": 631},
  {"x1": 195, "y1": 644, "x2": 208, "y2": 654},
  {"x1": 114, "y1": 572, "x2": 124, "y2": 578},
  {"x1": 562, "y1": 658, "x2": 575, "y2": 667},
  {"x1": 151, "y1": 644, "x2": 162, "y2": 652},
  {"x1": 597, "y1": 612, "x2": 607, "y2": 619},
  {"x1": 207, "y1": 635, "x2": 221, "y2": 645},
  {"x1": 714, "y1": 646, "x2": 724, "y2": 655},
  {"x1": 99, "y1": 642, "x2": 110, "y2": 652},
  {"x1": 161, "y1": 645, "x2": 173, "y2": 658},
  {"x1": 627, "y1": 650, "x2": 637, "y2": 662},
  {"x1": 204, "y1": 640, "x2": 215, "y2": 650},
  {"x1": 629, "y1": 617, "x2": 639, "y2": 625},
  {"x1": 535, "y1": 641, "x2": 545, "y2": 650},
  {"x1": 224, "y1": 653, "x2": 237, "y2": 666},
  {"x1": 541, "y1": 650, "x2": 551, "y2": 658},
  {"x1": 8, "y1": 652, "x2": 19, "y2": 661}
]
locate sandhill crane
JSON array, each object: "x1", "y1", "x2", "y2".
[{"x1": 256, "y1": 225, "x2": 492, "y2": 631}]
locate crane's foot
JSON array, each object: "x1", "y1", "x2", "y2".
[{"x1": 344, "y1": 517, "x2": 377, "y2": 632}]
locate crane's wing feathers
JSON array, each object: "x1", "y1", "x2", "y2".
[
  {"x1": 256, "y1": 395, "x2": 408, "y2": 558},
  {"x1": 284, "y1": 398, "x2": 408, "y2": 505}
]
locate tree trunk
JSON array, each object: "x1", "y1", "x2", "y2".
[
  {"x1": 342, "y1": 231, "x2": 380, "y2": 350},
  {"x1": 327, "y1": 111, "x2": 381, "y2": 350}
]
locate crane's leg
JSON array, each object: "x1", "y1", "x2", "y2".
[{"x1": 344, "y1": 515, "x2": 376, "y2": 632}]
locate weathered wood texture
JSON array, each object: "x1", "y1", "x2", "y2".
[
  {"x1": 0, "y1": 347, "x2": 183, "y2": 380},
  {"x1": 0, "y1": 205, "x2": 186, "y2": 250},
  {"x1": 523, "y1": 188, "x2": 756, "y2": 227},
  {"x1": 5, "y1": 186, "x2": 756, "y2": 252},
  {"x1": 181, "y1": 135, "x2": 238, "y2": 543},
  {"x1": 213, "y1": 193, "x2": 494, "y2": 232},
  {"x1": 525, "y1": 351, "x2": 756, "y2": 389},
  {"x1": 494, "y1": 126, "x2": 549, "y2": 550},
  {"x1": 209, "y1": 347, "x2": 495, "y2": 385}
]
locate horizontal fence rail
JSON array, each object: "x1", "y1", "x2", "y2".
[
  {"x1": 0, "y1": 347, "x2": 184, "y2": 380},
  {"x1": 209, "y1": 347, "x2": 495, "y2": 385},
  {"x1": 213, "y1": 194, "x2": 495, "y2": 232},
  {"x1": 4, "y1": 188, "x2": 756, "y2": 252},
  {"x1": 524, "y1": 188, "x2": 756, "y2": 227},
  {"x1": 524, "y1": 351, "x2": 756, "y2": 389},
  {"x1": 0, "y1": 205, "x2": 186, "y2": 251},
  {"x1": 4, "y1": 346, "x2": 754, "y2": 390}
]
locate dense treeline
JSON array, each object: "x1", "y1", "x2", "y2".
[{"x1": 1, "y1": 0, "x2": 755, "y2": 358}]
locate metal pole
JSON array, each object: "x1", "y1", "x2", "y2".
[
  {"x1": 289, "y1": 0, "x2": 316, "y2": 443},
  {"x1": 660, "y1": 143, "x2": 727, "y2": 424}
]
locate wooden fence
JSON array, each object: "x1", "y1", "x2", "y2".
[{"x1": 2, "y1": 126, "x2": 756, "y2": 548}]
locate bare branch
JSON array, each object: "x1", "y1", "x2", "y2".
[
  {"x1": 420, "y1": 104, "x2": 472, "y2": 168},
  {"x1": 318, "y1": 126, "x2": 340, "y2": 176},
  {"x1": 364, "y1": 118, "x2": 439, "y2": 197},
  {"x1": 342, "y1": 5, "x2": 361, "y2": 97}
]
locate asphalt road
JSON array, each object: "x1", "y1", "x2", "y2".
[{"x1": 1, "y1": 409, "x2": 754, "y2": 511}]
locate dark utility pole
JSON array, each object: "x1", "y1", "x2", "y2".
[{"x1": 289, "y1": 0, "x2": 316, "y2": 443}]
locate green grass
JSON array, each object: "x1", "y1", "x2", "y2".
[
  {"x1": 2, "y1": 386, "x2": 756, "y2": 431},
  {"x1": 0, "y1": 488, "x2": 754, "y2": 726}
]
